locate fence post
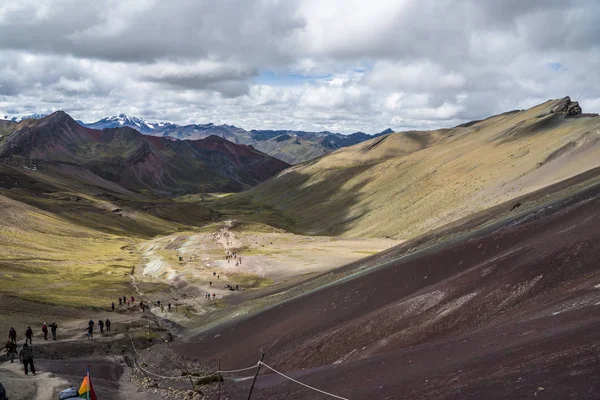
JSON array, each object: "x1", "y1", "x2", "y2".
[{"x1": 247, "y1": 353, "x2": 265, "y2": 400}]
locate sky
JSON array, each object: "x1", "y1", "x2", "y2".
[{"x1": 0, "y1": 0, "x2": 599, "y2": 134}]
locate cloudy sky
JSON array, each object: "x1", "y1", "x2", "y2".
[{"x1": 0, "y1": 0, "x2": 599, "y2": 133}]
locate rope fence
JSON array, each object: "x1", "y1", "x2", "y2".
[
  {"x1": 259, "y1": 361, "x2": 349, "y2": 400},
  {"x1": 129, "y1": 335, "x2": 350, "y2": 399}
]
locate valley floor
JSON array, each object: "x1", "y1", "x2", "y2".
[{"x1": 4, "y1": 166, "x2": 600, "y2": 399}]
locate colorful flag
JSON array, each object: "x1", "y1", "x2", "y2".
[{"x1": 78, "y1": 373, "x2": 97, "y2": 399}]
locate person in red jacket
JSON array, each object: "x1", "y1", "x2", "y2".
[{"x1": 42, "y1": 323, "x2": 48, "y2": 340}]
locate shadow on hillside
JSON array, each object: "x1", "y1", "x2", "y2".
[{"x1": 218, "y1": 164, "x2": 375, "y2": 236}]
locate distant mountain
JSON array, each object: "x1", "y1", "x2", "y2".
[
  {"x1": 0, "y1": 112, "x2": 289, "y2": 195},
  {"x1": 79, "y1": 116, "x2": 395, "y2": 164},
  {"x1": 2, "y1": 113, "x2": 47, "y2": 123},
  {"x1": 80, "y1": 114, "x2": 178, "y2": 134}
]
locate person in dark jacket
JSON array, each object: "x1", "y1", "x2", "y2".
[
  {"x1": 50, "y1": 322, "x2": 58, "y2": 340},
  {"x1": 87, "y1": 320, "x2": 94, "y2": 340},
  {"x1": 25, "y1": 326, "x2": 33, "y2": 345},
  {"x1": 112, "y1": 302, "x2": 115, "y2": 311},
  {"x1": 8, "y1": 327, "x2": 16, "y2": 344},
  {"x1": 42, "y1": 323, "x2": 48, "y2": 340},
  {"x1": 5, "y1": 340, "x2": 17, "y2": 363},
  {"x1": 18, "y1": 343, "x2": 35, "y2": 375},
  {"x1": 105, "y1": 319, "x2": 111, "y2": 332},
  {"x1": 98, "y1": 320, "x2": 104, "y2": 335}
]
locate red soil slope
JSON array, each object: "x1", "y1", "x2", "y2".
[{"x1": 175, "y1": 174, "x2": 600, "y2": 399}]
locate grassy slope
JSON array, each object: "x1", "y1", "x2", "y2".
[
  {"x1": 0, "y1": 162, "x2": 215, "y2": 307},
  {"x1": 217, "y1": 99, "x2": 600, "y2": 238}
]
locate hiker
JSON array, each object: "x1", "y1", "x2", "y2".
[
  {"x1": 50, "y1": 322, "x2": 58, "y2": 340},
  {"x1": 131, "y1": 296, "x2": 135, "y2": 304},
  {"x1": 18, "y1": 343, "x2": 35, "y2": 375},
  {"x1": 8, "y1": 327, "x2": 16, "y2": 344},
  {"x1": 87, "y1": 320, "x2": 94, "y2": 340},
  {"x1": 25, "y1": 326, "x2": 33, "y2": 345},
  {"x1": 140, "y1": 301, "x2": 144, "y2": 311},
  {"x1": 160, "y1": 304, "x2": 164, "y2": 312},
  {"x1": 209, "y1": 281, "x2": 212, "y2": 287},
  {"x1": 213, "y1": 272, "x2": 216, "y2": 276},
  {"x1": 239, "y1": 257, "x2": 242, "y2": 264},
  {"x1": 212, "y1": 293, "x2": 216, "y2": 300},
  {"x1": 105, "y1": 319, "x2": 111, "y2": 332},
  {"x1": 112, "y1": 302, "x2": 115, "y2": 311},
  {"x1": 236, "y1": 284, "x2": 239, "y2": 291},
  {"x1": 168, "y1": 303, "x2": 171, "y2": 312},
  {"x1": 122, "y1": 296, "x2": 126, "y2": 304},
  {"x1": 98, "y1": 320, "x2": 104, "y2": 335},
  {"x1": 42, "y1": 323, "x2": 48, "y2": 340},
  {"x1": 5, "y1": 341, "x2": 17, "y2": 363},
  {"x1": 119, "y1": 297, "x2": 122, "y2": 306},
  {"x1": 157, "y1": 300, "x2": 161, "y2": 307}
]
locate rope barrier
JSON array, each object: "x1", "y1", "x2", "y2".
[
  {"x1": 128, "y1": 334, "x2": 258, "y2": 380},
  {"x1": 130, "y1": 334, "x2": 348, "y2": 399},
  {"x1": 218, "y1": 364, "x2": 260, "y2": 374},
  {"x1": 259, "y1": 361, "x2": 350, "y2": 400}
]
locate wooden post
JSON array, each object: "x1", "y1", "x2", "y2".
[
  {"x1": 217, "y1": 358, "x2": 221, "y2": 400},
  {"x1": 247, "y1": 353, "x2": 265, "y2": 400}
]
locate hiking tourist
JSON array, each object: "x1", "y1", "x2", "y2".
[
  {"x1": 5, "y1": 341, "x2": 17, "y2": 363},
  {"x1": 42, "y1": 323, "x2": 48, "y2": 340},
  {"x1": 50, "y1": 322, "x2": 58, "y2": 340},
  {"x1": 8, "y1": 327, "x2": 16, "y2": 344},
  {"x1": 119, "y1": 297, "x2": 122, "y2": 306},
  {"x1": 87, "y1": 320, "x2": 94, "y2": 340},
  {"x1": 98, "y1": 320, "x2": 104, "y2": 335},
  {"x1": 209, "y1": 281, "x2": 212, "y2": 287},
  {"x1": 105, "y1": 319, "x2": 111, "y2": 332},
  {"x1": 18, "y1": 343, "x2": 35, "y2": 375},
  {"x1": 25, "y1": 326, "x2": 33, "y2": 345},
  {"x1": 168, "y1": 303, "x2": 171, "y2": 312},
  {"x1": 131, "y1": 296, "x2": 135, "y2": 303},
  {"x1": 112, "y1": 302, "x2": 115, "y2": 311}
]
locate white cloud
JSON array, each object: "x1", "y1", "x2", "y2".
[{"x1": 0, "y1": 0, "x2": 599, "y2": 133}]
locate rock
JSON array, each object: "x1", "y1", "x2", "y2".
[
  {"x1": 552, "y1": 97, "x2": 582, "y2": 116},
  {"x1": 566, "y1": 101, "x2": 582, "y2": 116}
]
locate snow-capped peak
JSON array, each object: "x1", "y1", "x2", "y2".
[
  {"x1": 3, "y1": 113, "x2": 47, "y2": 122},
  {"x1": 80, "y1": 114, "x2": 175, "y2": 134}
]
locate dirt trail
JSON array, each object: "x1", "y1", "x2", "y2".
[
  {"x1": 0, "y1": 360, "x2": 70, "y2": 399},
  {"x1": 136, "y1": 220, "x2": 397, "y2": 326}
]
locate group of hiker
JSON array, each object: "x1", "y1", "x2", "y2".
[
  {"x1": 5, "y1": 325, "x2": 53, "y2": 375},
  {"x1": 112, "y1": 295, "x2": 136, "y2": 311},
  {"x1": 4, "y1": 340, "x2": 35, "y2": 375},
  {"x1": 111, "y1": 295, "x2": 174, "y2": 314},
  {"x1": 86, "y1": 318, "x2": 111, "y2": 340}
]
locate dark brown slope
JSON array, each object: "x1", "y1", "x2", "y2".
[
  {"x1": 0, "y1": 112, "x2": 289, "y2": 194},
  {"x1": 174, "y1": 170, "x2": 600, "y2": 399}
]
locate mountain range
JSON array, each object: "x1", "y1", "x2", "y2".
[
  {"x1": 77, "y1": 114, "x2": 393, "y2": 164},
  {"x1": 0, "y1": 112, "x2": 289, "y2": 195}
]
